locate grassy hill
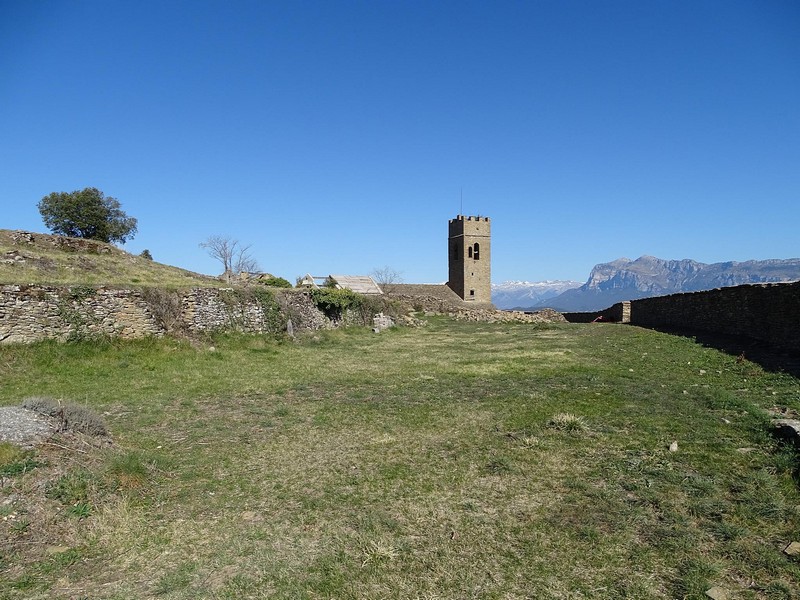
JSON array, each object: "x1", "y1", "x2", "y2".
[
  {"x1": 0, "y1": 229, "x2": 217, "y2": 287},
  {"x1": 1, "y1": 319, "x2": 799, "y2": 598}
]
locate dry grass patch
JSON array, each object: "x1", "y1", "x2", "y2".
[{"x1": 0, "y1": 228, "x2": 215, "y2": 287}]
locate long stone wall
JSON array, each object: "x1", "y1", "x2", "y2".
[
  {"x1": 0, "y1": 285, "x2": 162, "y2": 343},
  {"x1": 0, "y1": 285, "x2": 332, "y2": 344},
  {"x1": 565, "y1": 282, "x2": 800, "y2": 353},
  {"x1": 630, "y1": 282, "x2": 800, "y2": 352}
]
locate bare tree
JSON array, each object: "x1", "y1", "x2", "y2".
[
  {"x1": 200, "y1": 235, "x2": 260, "y2": 282},
  {"x1": 370, "y1": 266, "x2": 403, "y2": 294}
]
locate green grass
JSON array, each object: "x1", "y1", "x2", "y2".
[
  {"x1": 1, "y1": 319, "x2": 799, "y2": 599},
  {"x1": 0, "y1": 228, "x2": 216, "y2": 286},
  {"x1": 0, "y1": 443, "x2": 42, "y2": 478}
]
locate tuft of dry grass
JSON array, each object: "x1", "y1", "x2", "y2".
[
  {"x1": 360, "y1": 540, "x2": 400, "y2": 567},
  {"x1": 546, "y1": 412, "x2": 590, "y2": 433}
]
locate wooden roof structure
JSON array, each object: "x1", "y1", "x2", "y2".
[{"x1": 298, "y1": 274, "x2": 383, "y2": 295}]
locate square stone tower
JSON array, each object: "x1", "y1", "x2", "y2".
[{"x1": 447, "y1": 215, "x2": 491, "y2": 302}]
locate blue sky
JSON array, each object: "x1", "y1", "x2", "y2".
[{"x1": 2, "y1": 0, "x2": 798, "y2": 283}]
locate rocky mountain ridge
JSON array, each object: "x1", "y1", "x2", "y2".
[{"x1": 497, "y1": 256, "x2": 800, "y2": 312}]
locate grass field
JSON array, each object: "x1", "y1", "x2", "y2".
[
  {"x1": 0, "y1": 229, "x2": 215, "y2": 287},
  {"x1": 1, "y1": 319, "x2": 799, "y2": 599}
]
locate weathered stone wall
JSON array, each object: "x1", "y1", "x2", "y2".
[
  {"x1": 0, "y1": 285, "x2": 162, "y2": 343},
  {"x1": 180, "y1": 288, "x2": 269, "y2": 333},
  {"x1": 0, "y1": 286, "x2": 334, "y2": 344},
  {"x1": 629, "y1": 282, "x2": 800, "y2": 351},
  {"x1": 452, "y1": 307, "x2": 566, "y2": 324},
  {"x1": 387, "y1": 285, "x2": 564, "y2": 324},
  {"x1": 276, "y1": 290, "x2": 332, "y2": 331},
  {"x1": 388, "y1": 284, "x2": 470, "y2": 313},
  {"x1": 1, "y1": 282, "x2": 569, "y2": 344},
  {"x1": 564, "y1": 302, "x2": 629, "y2": 324},
  {"x1": 565, "y1": 282, "x2": 800, "y2": 352}
]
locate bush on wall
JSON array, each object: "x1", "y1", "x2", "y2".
[
  {"x1": 309, "y1": 288, "x2": 399, "y2": 326},
  {"x1": 310, "y1": 288, "x2": 363, "y2": 321},
  {"x1": 259, "y1": 276, "x2": 292, "y2": 288}
]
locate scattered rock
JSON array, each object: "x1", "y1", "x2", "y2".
[
  {"x1": 451, "y1": 307, "x2": 566, "y2": 324},
  {"x1": 773, "y1": 419, "x2": 800, "y2": 447},
  {"x1": 10, "y1": 231, "x2": 35, "y2": 245},
  {"x1": 372, "y1": 312, "x2": 394, "y2": 333},
  {"x1": 784, "y1": 541, "x2": 800, "y2": 556},
  {"x1": 705, "y1": 587, "x2": 727, "y2": 600},
  {"x1": 286, "y1": 319, "x2": 295, "y2": 338},
  {"x1": 2, "y1": 250, "x2": 29, "y2": 264},
  {"x1": 0, "y1": 406, "x2": 56, "y2": 448},
  {"x1": 669, "y1": 441, "x2": 678, "y2": 452}
]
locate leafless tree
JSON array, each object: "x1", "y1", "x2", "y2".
[
  {"x1": 370, "y1": 266, "x2": 403, "y2": 294},
  {"x1": 200, "y1": 235, "x2": 260, "y2": 282}
]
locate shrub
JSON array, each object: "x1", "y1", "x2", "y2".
[
  {"x1": 259, "y1": 276, "x2": 292, "y2": 288},
  {"x1": 310, "y1": 288, "x2": 363, "y2": 320},
  {"x1": 21, "y1": 397, "x2": 108, "y2": 437},
  {"x1": 21, "y1": 396, "x2": 61, "y2": 417},
  {"x1": 141, "y1": 287, "x2": 183, "y2": 331}
]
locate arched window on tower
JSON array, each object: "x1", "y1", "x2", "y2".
[
  {"x1": 473, "y1": 243, "x2": 480, "y2": 260},
  {"x1": 468, "y1": 246, "x2": 473, "y2": 259}
]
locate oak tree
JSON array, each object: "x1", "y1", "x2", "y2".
[{"x1": 38, "y1": 187, "x2": 137, "y2": 244}]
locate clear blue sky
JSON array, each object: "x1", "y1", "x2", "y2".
[{"x1": 2, "y1": 0, "x2": 798, "y2": 283}]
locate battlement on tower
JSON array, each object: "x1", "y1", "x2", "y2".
[
  {"x1": 448, "y1": 215, "x2": 491, "y2": 238},
  {"x1": 448, "y1": 215, "x2": 490, "y2": 224}
]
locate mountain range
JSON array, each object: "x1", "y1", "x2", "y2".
[
  {"x1": 491, "y1": 280, "x2": 582, "y2": 310},
  {"x1": 493, "y1": 256, "x2": 800, "y2": 312}
]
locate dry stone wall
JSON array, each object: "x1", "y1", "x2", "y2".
[
  {"x1": 2, "y1": 282, "x2": 569, "y2": 344},
  {"x1": 629, "y1": 282, "x2": 800, "y2": 352},
  {"x1": 0, "y1": 285, "x2": 334, "y2": 344},
  {"x1": 565, "y1": 282, "x2": 800, "y2": 353},
  {"x1": 180, "y1": 288, "x2": 271, "y2": 333},
  {"x1": 0, "y1": 285, "x2": 162, "y2": 343}
]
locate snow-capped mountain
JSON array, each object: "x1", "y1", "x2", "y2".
[{"x1": 491, "y1": 280, "x2": 582, "y2": 310}]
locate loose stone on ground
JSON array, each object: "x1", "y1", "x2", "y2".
[{"x1": 0, "y1": 406, "x2": 56, "y2": 448}]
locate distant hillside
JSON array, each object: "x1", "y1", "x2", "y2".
[
  {"x1": 491, "y1": 280, "x2": 582, "y2": 310},
  {"x1": 0, "y1": 229, "x2": 216, "y2": 287},
  {"x1": 527, "y1": 255, "x2": 800, "y2": 312}
]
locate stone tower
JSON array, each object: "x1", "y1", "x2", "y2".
[{"x1": 447, "y1": 215, "x2": 491, "y2": 303}]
